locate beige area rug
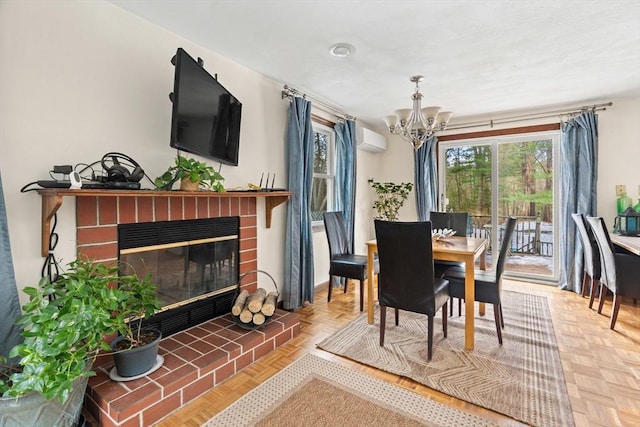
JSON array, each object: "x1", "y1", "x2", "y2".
[
  {"x1": 317, "y1": 290, "x2": 574, "y2": 427},
  {"x1": 204, "y1": 353, "x2": 497, "y2": 427}
]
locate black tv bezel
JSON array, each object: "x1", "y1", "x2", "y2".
[{"x1": 170, "y1": 47, "x2": 241, "y2": 166}]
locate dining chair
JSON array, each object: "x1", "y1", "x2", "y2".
[
  {"x1": 443, "y1": 216, "x2": 517, "y2": 345},
  {"x1": 430, "y1": 211, "x2": 470, "y2": 314},
  {"x1": 323, "y1": 211, "x2": 376, "y2": 311},
  {"x1": 586, "y1": 216, "x2": 640, "y2": 329},
  {"x1": 374, "y1": 219, "x2": 449, "y2": 361},
  {"x1": 571, "y1": 213, "x2": 601, "y2": 307}
]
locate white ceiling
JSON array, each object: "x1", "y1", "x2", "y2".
[{"x1": 109, "y1": 0, "x2": 640, "y2": 127}]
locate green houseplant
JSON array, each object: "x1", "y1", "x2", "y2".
[
  {"x1": 154, "y1": 155, "x2": 225, "y2": 191},
  {"x1": 0, "y1": 258, "x2": 160, "y2": 426},
  {"x1": 369, "y1": 180, "x2": 413, "y2": 221}
]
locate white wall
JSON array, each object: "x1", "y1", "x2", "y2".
[{"x1": 0, "y1": 1, "x2": 289, "y2": 302}]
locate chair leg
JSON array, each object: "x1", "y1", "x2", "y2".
[
  {"x1": 327, "y1": 275, "x2": 334, "y2": 302},
  {"x1": 343, "y1": 278, "x2": 349, "y2": 294},
  {"x1": 449, "y1": 297, "x2": 453, "y2": 316},
  {"x1": 597, "y1": 287, "x2": 608, "y2": 314},
  {"x1": 427, "y1": 315, "x2": 434, "y2": 361},
  {"x1": 458, "y1": 298, "x2": 462, "y2": 317},
  {"x1": 359, "y1": 279, "x2": 364, "y2": 312},
  {"x1": 394, "y1": 308, "x2": 399, "y2": 326},
  {"x1": 442, "y1": 301, "x2": 448, "y2": 338},
  {"x1": 588, "y1": 278, "x2": 599, "y2": 309},
  {"x1": 379, "y1": 305, "x2": 387, "y2": 346},
  {"x1": 500, "y1": 304, "x2": 504, "y2": 329},
  {"x1": 494, "y1": 304, "x2": 503, "y2": 345},
  {"x1": 581, "y1": 272, "x2": 589, "y2": 298},
  {"x1": 610, "y1": 294, "x2": 622, "y2": 330}
]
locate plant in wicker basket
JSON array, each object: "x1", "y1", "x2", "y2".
[{"x1": 154, "y1": 155, "x2": 225, "y2": 191}]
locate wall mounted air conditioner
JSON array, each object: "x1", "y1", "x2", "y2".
[{"x1": 357, "y1": 127, "x2": 387, "y2": 153}]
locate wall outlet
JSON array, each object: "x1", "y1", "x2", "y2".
[{"x1": 616, "y1": 185, "x2": 626, "y2": 196}]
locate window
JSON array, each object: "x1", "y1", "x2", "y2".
[
  {"x1": 439, "y1": 131, "x2": 560, "y2": 282},
  {"x1": 311, "y1": 122, "x2": 335, "y2": 223}
]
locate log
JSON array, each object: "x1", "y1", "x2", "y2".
[
  {"x1": 231, "y1": 290, "x2": 250, "y2": 316},
  {"x1": 261, "y1": 292, "x2": 278, "y2": 317},
  {"x1": 252, "y1": 312, "x2": 266, "y2": 325},
  {"x1": 239, "y1": 308, "x2": 253, "y2": 323},
  {"x1": 247, "y1": 288, "x2": 267, "y2": 313}
]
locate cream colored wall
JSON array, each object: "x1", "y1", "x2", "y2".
[{"x1": 0, "y1": 1, "x2": 289, "y2": 302}]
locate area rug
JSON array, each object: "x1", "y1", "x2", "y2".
[
  {"x1": 316, "y1": 290, "x2": 574, "y2": 427},
  {"x1": 204, "y1": 353, "x2": 497, "y2": 427}
]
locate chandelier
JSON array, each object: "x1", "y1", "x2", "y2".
[{"x1": 383, "y1": 75, "x2": 453, "y2": 150}]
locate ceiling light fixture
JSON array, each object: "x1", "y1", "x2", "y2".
[
  {"x1": 384, "y1": 75, "x2": 453, "y2": 150},
  {"x1": 329, "y1": 43, "x2": 355, "y2": 57}
]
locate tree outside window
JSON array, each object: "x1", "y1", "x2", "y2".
[{"x1": 311, "y1": 122, "x2": 335, "y2": 223}]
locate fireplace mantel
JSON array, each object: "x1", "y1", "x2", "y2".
[{"x1": 36, "y1": 189, "x2": 291, "y2": 257}]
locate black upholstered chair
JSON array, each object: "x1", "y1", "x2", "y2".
[
  {"x1": 430, "y1": 211, "x2": 470, "y2": 314},
  {"x1": 323, "y1": 211, "x2": 374, "y2": 311},
  {"x1": 374, "y1": 219, "x2": 449, "y2": 361},
  {"x1": 586, "y1": 216, "x2": 640, "y2": 329},
  {"x1": 572, "y1": 213, "x2": 602, "y2": 307},
  {"x1": 443, "y1": 216, "x2": 517, "y2": 345}
]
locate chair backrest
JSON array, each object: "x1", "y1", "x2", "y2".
[
  {"x1": 374, "y1": 220, "x2": 438, "y2": 314},
  {"x1": 586, "y1": 216, "x2": 618, "y2": 291},
  {"x1": 494, "y1": 217, "x2": 517, "y2": 287},
  {"x1": 571, "y1": 213, "x2": 601, "y2": 278},
  {"x1": 429, "y1": 211, "x2": 469, "y2": 236},
  {"x1": 323, "y1": 211, "x2": 350, "y2": 257}
]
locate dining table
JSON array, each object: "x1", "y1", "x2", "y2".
[
  {"x1": 366, "y1": 235, "x2": 487, "y2": 351},
  {"x1": 609, "y1": 232, "x2": 640, "y2": 255}
]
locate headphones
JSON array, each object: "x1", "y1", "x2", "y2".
[{"x1": 101, "y1": 152, "x2": 144, "y2": 183}]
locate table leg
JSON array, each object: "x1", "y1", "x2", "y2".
[
  {"x1": 464, "y1": 254, "x2": 475, "y2": 350},
  {"x1": 367, "y1": 245, "x2": 375, "y2": 324}
]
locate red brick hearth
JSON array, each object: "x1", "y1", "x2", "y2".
[
  {"x1": 86, "y1": 310, "x2": 299, "y2": 426},
  {"x1": 70, "y1": 193, "x2": 298, "y2": 426}
]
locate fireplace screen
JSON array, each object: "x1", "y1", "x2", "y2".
[{"x1": 118, "y1": 217, "x2": 239, "y2": 312}]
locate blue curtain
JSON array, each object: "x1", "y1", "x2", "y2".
[
  {"x1": 334, "y1": 119, "x2": 357, "y2": 252},
  {"x1": 0, "y1": 170, "x2": 23, "y2": 360},
  {"x1": 414, "y1": 135, "x2": 439, "y2": 221},
  {"x1": 559, "y1": 111, "x2": 598, "y2": 292},
  {"x1": 283, "y1": 97, "x2": 315, "y2": 309}
]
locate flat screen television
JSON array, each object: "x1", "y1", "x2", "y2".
[{"x1": 170, "y1": 47, "x2": 242, "y2": 166}]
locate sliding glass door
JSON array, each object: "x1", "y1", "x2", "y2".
[{"x1": 439, "y1": 132, "x2": 559, "y2": 282}]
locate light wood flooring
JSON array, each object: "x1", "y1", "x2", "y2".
[{"x1": 155, "y1": 279, "x2": 640, "y2": 427}]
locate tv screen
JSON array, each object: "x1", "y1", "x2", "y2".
[{"x1": 170, "y1": 48, "x2": 242, "y2": 166}]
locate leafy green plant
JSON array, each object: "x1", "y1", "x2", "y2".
[
  {"x1": 154, "y1": 155, "x2": 225, "y2": 191},
  {"x1": 0, "y1": 258, "x2": 160, "y2": 403},
  {"x1": 369, "y1": 180, "x2": 413, "y2": 221}
]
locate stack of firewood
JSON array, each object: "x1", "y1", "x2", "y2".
[{"x1": 232, "y1": 288, "x2": 278, "y2": 326}]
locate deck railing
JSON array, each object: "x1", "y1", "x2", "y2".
[{"x1": 468, "y1": 214, "x2": 553, "y2": 256}]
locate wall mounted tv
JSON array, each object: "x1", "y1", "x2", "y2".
[{"x1": 170, "y1": 47, "x2": 242, "y2": 166}]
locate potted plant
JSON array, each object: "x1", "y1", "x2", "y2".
[
  {"x1": 369, "y1": 180, "x2": 413, "y2": 221},
  {"x1": 154, "y1": 155, "x2": 225, "y2": 191},
  {"x1": 0, "y1": 258, "x2": 151, "y2": 426},
  {"x1": 108, "y1": 267, "x2": 162, "y2": 378}
]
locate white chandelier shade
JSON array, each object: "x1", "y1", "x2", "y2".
[{"x1": 384, "y1": 75, "x2": 453, "y2": 150}]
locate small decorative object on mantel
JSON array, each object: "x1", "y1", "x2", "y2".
[
  {"x1": 369, "y1": 179, "x2": 413, "y2": 221},
  {"x1": 154, "y1": 155, "x2": 225, "y2": 191},
  {"x1": 232, "y1": 270, "x2": 279, "y2": 329}
]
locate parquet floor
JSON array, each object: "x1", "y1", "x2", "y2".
[{"x1": 155, "y1": 279, "x2": 640, "y2": 427}]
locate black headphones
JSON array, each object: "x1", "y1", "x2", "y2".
[{"x1": 101, "y1": 152, "x2": 144, "y2": 183}]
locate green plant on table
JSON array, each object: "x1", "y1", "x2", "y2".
[
  {"x1": 369, "y1": 180, "x2": 413, "y2": 221},
  {"x1": 154, "y1": 155, "x2": 225, "y2": 191}
]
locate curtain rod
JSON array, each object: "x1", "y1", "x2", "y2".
[
  {"x1": 446, "y1": 101, "x2": 613, "y2": 131},
  {"x1": 281, "y1": 85, "x2": 356, "y2": 121}
]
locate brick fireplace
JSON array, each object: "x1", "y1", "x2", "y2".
[{"x1": 67, "y1": 192, "x2": 299, "y2": 426}]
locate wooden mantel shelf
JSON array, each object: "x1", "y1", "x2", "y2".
[{"x1": 36, "y1": 189, "x2": 291, "y2": 257}]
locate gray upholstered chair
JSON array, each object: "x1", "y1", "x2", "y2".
[
  {"x1": 443, "y1": 217, "x2": 517, "y2": 345},
  {"x1": 374, "y1": 219, "x2": 449, "y2": 361},
  {"x1": 586, "y1": 216, "x2": 640, "y2": 329},
  {"x1": 571, "y1": 213, "x2": 601, "y2": 307}
]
